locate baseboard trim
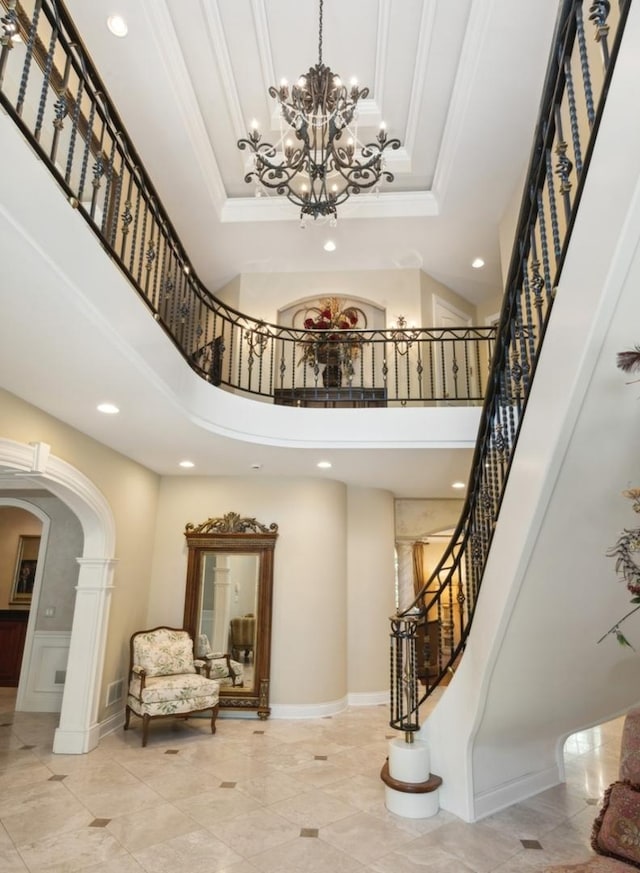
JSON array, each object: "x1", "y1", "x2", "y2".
[
  {"x1": 99, "y1": 709, "x2": 125, "y2": 740},
  {"x1": 347, "y1": 690, "x2": 388, "y2": 707},
  {"x1": 94, "y1": 693, "x2": 387, "y2": 733},
  {"x1": 270, "y1": 697, "x2": 348, "y2": 719},
  {"x1": 473, "y1": 764, "x2": 562, "y2": 820},
  {"x1": 53, "y1": 721, "x2": 100, "y2": 755}
]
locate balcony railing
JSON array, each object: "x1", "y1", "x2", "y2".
[
  {"x1": 389, "y1": 0, "x2": 631, "y2": 736},
  {"x1": 0, "y1": 0, "x2": 494, "y2": 407}
]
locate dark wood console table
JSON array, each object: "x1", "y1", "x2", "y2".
[{"x1": 274, "y1": 387, "x2": 387, "y2": 408}]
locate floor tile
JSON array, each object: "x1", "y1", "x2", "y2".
[{"x1": 0, "y1": 689, "x2": 626, "y2": 873}]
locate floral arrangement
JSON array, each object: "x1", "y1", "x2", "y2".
[
  {"x1": 600, "y1": 346, "x2": 640, "y2": 647},
  {"x1": 600, "y1": 488, "x2": 640, "y2": 648},
  {"x1": 298, "y1": 297, "x2": 366, "y2": 367}
]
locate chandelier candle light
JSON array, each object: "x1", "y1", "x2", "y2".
[{"x1": 237, "y1": 0, "x2": 401, "y2": 223}]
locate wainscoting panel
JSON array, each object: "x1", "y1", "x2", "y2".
[{"x1": 21, "y1": 630, "x2": 71, "y2": 712}]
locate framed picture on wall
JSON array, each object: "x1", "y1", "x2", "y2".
[{"x1": 10, "y1": 535, "x2": 40, "y2": 605}]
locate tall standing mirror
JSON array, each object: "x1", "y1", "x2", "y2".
[{"x1": 183, "y1": 513, "x2": 278, "y2": 718}]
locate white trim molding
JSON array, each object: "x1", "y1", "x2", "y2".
[{"x1": 0, "y1": 438, "x2": 117, "y2": 755}]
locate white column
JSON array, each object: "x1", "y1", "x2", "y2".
[
  {"x1": 212, "y1": 558, "x2": 231, "y2": 653},
  {"x1": 395, "y1": 539, "x2": 415, "y2": 610},
  {"x1": 53, "y1": 556, "x2": 116, "y2": 754}
]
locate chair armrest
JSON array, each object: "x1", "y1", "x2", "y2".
[
  {"x1": 194, "y1": 659, "x2": 211, "y2": 678},
  {"x1": 129, "y1": 664, "x2": 147, "y2": 697},
  {"x1": 219, "y1": 653, "x2": 241, "y2": 686}
]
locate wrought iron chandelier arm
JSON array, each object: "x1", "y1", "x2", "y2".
[{"x1": 236, "y1": 0, "x2": 402, "y2": 220}]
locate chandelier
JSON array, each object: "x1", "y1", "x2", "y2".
[{"x1": 237, "y1": 0, "x2": 401, "y2": 223}]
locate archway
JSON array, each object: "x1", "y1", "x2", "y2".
[{"x1": 0, "y1": 438, "x2": 116, "y2": 753}]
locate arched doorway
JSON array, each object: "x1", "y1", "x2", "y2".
[{"x1": 0, "y1": 438, "x2": 116, "y2": 754}]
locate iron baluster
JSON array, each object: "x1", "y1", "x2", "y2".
[
  {"x1": 127, "y1": 176, "x2": 142, "y2": 276},
  {"x1": 16, "y1": 0, "x2": 41, "y2": 119},
  {"x1": 544, "y1": 147, "x2": 562, "y2": 259},
  {"x1": 536, "y1": 191, "x2": 554, "y2": 309},
  {"x1": 576, "y1": 1, "x2": 597, "y2": 124},
  {"x1": 50, "y1": 52, "x2": 71, "y2": 166},
  {"x1": 563, "y1": 56, "x2": 583, "y2": 177},
  {"x1": 554, "y1": 105, "x2": 574, "y2": 223},
  {"x1": 589, "y1": 0, "x2": 611, "y2": 67},
  {"x1": 64, "y1": 56, "x2": 84, "y2": 186},
  {"x1": 100, "y1": 128, "x2": 118, "y2": 237},
  {"x1": 34, "y1": 10, "x2": 59, "y2": 143},
  {"x1": 0, "y1": 2, "x2": 19, "y2": 91}
]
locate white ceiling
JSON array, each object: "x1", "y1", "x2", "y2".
[
  {"x1": 63, "y1": 0, "x2": 560, "y2": 303},
  {"x1": 0, "y1": 0, "x2": 561, "y2": 499}
]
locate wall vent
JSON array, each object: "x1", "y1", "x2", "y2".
[
  {"x1": 106, "y1": 678, "x2": 124, "y2": 706},
  {"x1": 54, "y1": 670, "x2": 66, "y2": 685}
]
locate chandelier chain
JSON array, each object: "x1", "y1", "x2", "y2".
[{"x1": 318, "y1": 0, "x2": 323, "y2": 66}]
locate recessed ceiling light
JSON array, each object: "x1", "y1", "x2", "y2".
[
  {"x1": 323, "y1": 240, "x2": 336, "y2": 252},
  {"x1": 317, "y1": 461, "x2": 332, "y2": 469},
  {"x1": 471, "y1": 257, "x2": 485, "y2": 269},
  {"x1": 179, "y1": 460, "x2": 195, "y2": 468},
  {"x1": 251, "y1": 463, "x2": 262, "y2": 470},
  {"x1": 97, "y1": 402, "x2": 119, "y2": 414},
  {"x1": 107, "y1": 15, "x2": 128, "y2": 37},
  {"x1": 452, "y1": 481, "x2": 465, "y2": 489}
]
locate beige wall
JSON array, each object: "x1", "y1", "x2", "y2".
[
  {"x1": 0, "y1": 388, "x2": 400, "y2": 716},
  {"x1": 347, "y1": 486, "x2": 396, "y2": 695},
  {"x1": 238, "y1": 269, "x2": 438, "y2": 328},
  {"x1": 148, "y1": 475, "x2": 396, "y2": 706},
  {"x1": 395, "y1": 498, "x2": 464, "y2": 540},
  {"x1": 420, "y1": 271, "x2": 477, "y2": 326},
  {"x1": 0, "y1": 498, "x2": 82, "y2": 630},
  {"x1": 0, "y1": 389, "x2": 160, "y2": 722}
]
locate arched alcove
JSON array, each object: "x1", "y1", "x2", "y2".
[{"x1": 0, "y1": 438, "x2": 116, "y2": 753}]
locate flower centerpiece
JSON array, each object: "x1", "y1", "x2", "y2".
[{"x1": 298, "y1": 297, "x2": 366, "y2": 387}]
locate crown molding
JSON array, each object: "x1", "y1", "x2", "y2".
[
  {"x1": 220, "y1": 189, "x2": 438, "y2": 223},
  {"x1": 201, "y1": 0, "x2": 246, "y2": 138},
  {"x1": 431, "y1": 0, "x2": 494, "y2": 206},
  {"x1": 141, "y1": 0, "x2": 227, "y2": 217},
  {"x1": 404, "y1": 0, "x2": 438, "y2": 156}
]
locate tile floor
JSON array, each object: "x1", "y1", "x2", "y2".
[{"x1": 0, "y1": 686, "x2": 623, "y2": 873}]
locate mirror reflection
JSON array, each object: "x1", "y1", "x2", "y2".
[
  {"x1": 197, "y1": 553, "x2": 259, "y2": 692},
  {"x1": 183, "y1": 513, "x2": 278, "y2": 718}
]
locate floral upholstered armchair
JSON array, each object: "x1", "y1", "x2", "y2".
[
  {"x1": 196, "y1": 634, "x2": 244, "y2": 687},
  {"x1": 124, "y1": 626, "x2": 220, "y2": 747}
]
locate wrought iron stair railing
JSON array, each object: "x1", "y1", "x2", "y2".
[
  {"x1": 0, "y1": 0, "x2": 494, "y2": 408},
  {"x1": 389, "y1": 0, "x2": 632, "y2": 735}
]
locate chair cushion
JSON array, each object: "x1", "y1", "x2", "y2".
[
  {"x1": 127, "y1": 673, "x2": 219, "y2": 718},
  {"x1": 133, "y1": 628, "x2": 196, "y2": 677},
  {"x1": 592, "y1": 781, "x2": 640, "y2": 868},
  {"x1": 130, "y1": 672, "x2": 217, "y2": 705}
]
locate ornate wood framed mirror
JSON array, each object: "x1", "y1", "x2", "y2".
[{"x1": 183, "y1": 513, "x2": 278, "y2": 718}]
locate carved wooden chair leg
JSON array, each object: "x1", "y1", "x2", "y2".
[
  {"x1": 142, "y1": 714, "x2": 150, "y2": 747},
  {"x1": 124, "y1": 705, "x2": 131, "y2": 731},
  {"x1": 211, "y1": 704, "x2": 219, "y2": 735}
]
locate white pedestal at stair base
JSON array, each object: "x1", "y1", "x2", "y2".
[{"x1": 382, "y1": 738, "x2": 441, "y2": 819}]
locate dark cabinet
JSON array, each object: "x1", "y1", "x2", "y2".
[{"x1": 0, "y1": 610, "x2": 29, "y2": 686}]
